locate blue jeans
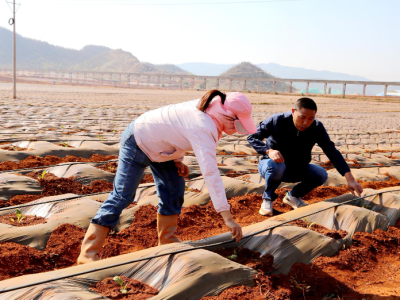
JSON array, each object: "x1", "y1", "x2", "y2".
[
  {"x1": 91, "y1": 121, "x2": 185, "y2": 229},
  {"x1": 258, "y1": 158, "x2": 328, "y2": 202}
]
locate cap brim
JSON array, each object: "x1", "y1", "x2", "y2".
[{"x1": 234, "y1": 118, "x2": 257, "y2": 135}]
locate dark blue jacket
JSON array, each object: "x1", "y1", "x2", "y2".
[{"x1": 247, "y1": 111, "x2": 350, "y2": 176}]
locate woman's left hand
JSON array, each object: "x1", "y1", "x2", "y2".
[{"x1": 174, "y1": 161, "x2": 190, "y2": 177}]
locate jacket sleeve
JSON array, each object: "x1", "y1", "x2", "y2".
[
  {"x1": 189, "y1": 131, "x2": 230, "y2": 213},
  {"x1": 247, "y1": 117, "x2": 274, "y2": 155},
  {"x1": 316, "y1": 124, "x2": 350, "y2": 176}
]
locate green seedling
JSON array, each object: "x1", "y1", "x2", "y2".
[
  {"x1": 226, "y1": 250, "x2": 238, "y2": 260},
  {"x1": 360, "y1": 199, "x2": 371, "y2": 209},
  {"x1": 303, "y1": 218, "x2": 316, "y2": 229},
  {"x1": 113, "y1": 276, "x2": 128, "y2": 294},
  {"x1": 15, "y1": 209, "x2": 25, "y2": 223},
  {"x1": 61, "y1": 142, "x2": 69, "y2": 147},
  {"x1": 38, "y1": 170, "x2": 47, "y2": 179}
]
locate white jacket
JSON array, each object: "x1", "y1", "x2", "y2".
[{"x1": 132, "y1": 99, "x2": 229, "y2": 213}]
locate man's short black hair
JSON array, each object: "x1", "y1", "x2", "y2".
[{"x1": 295, "y1": 97, "x2": 317, "y2": 112}]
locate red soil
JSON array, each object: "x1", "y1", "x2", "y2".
[
  {"x1": 0, "y1": 146, "x2": 30, "y2": 151},
  {"x1": 0, "y1": 188, "x2": 399, "y2": 298},
  {"x1": 0, "y1": 213, "x2": 46, "y2": 227},
  {"x1": 45, "y1": 223, "x2": 86, "y2": 269},
  {"x1": 321, "y1": 159, "x2": 364, "y2": 168},
  {"x1": 225, "y1": 170, "x2": 250, "y2": 178},
  {"x1": 231, "y1": 151, "x2": 249, "y2": 156},
  {"x1": 0, "y1": 242, "x2": 53, "y2": 282},
  {"x1": 0, "y1": 154, "x2": 118, "y2": 171},
  {"x1": 90, "y1": 276, "x2": 158, "y2": 299},
  {"x1": 140, "y1": 174, "x2": 154, "y2": 184},
  {"x1": 289, "y1": 219, "x2": 348, "y2": 239},
  {"x1": 212, "y1": 247, "x2": 274, "y2": 274},
  {"x1": 0, "y1": 194, "x2": 42, "y2": 208},
  {"x1": 96, "y1": 161, "x2": 118, "y2": 173},
  {"x1": 54, "y1": 143, "x2": 74, "y2": 148},
  {"x1": 0, "y1": 224, "x2": 85, "y2": 281},
  {"x1": 187, "y1": 188, "x2": 202, "y2": 193},
  {"x1": 272, "y1": 175, "x2": 400, "y2": 214},
  {"x1": 204, "y1": 226, "x2": 400, "y2": 300},
  {"x1": 39, "y1": 177, "x2": 113, "y2": 197},
  {"x1": 0, "y1": 173, "x2": 113, "y2": 208},
  {"x1": 218, "y1": 151, "x2": 229, "y2": 155}
]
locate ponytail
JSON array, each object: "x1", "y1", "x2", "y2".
[{"x1": 197, "y1": 89, "x2": 226, "y2": 112}]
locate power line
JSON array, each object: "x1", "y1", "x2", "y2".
[{"x1": 54, "y1": 0, "x2": 300, "y2": 5}]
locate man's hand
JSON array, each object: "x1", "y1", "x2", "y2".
[
  {"x1": 267, "y1": 149, "x2": 285, "y2": 163},
  {"x1": 344, "y1": 172, "x2": 363, "y2": 196},
  {"x1": 220, "y1": 210, "x2": 242, "y2": 242},
  {"x1": 174, "y1": 161, "x2": 189, "y2": 177}
]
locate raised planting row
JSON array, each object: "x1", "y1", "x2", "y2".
[{"x1": 0, "y1": 188, "x2": 399, "y2": 299}]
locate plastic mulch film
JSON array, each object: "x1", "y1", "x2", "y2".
[
  {"x1": 0, "y1": 141, "x2": 119, "y2": 162},
  {"x1": 278, "y1": 194, "x2": 390, "y2": 245},
  {"x1": 0, "y1": 243, "x2": 257, "y2": 300},
  {"x1": 46, "y1": 164, "x2": 115, "y2": 185},
  {"x1": 188, "y1": 219, "x2": 342, "y2": 275},
  {"x1": 0, "y1": 174, "x2": 42, "y2": 201},
  {"x1": 0, "y1": 194, "x2": 137, "y2": 249},
  {"x1": 327, "y1": 189, "x2": 400, "y2": 226},
  {"x1": 380, "y1": 166, "x2": 400, "y2": 180}
]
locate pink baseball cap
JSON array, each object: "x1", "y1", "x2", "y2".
[{"x1": 224, "y1": 92, "x2": 257, "y2": 135}]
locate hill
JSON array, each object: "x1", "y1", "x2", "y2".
[
  {"x1": 178, "y1": 62, "x2": 383, "y2": 95},
  {"x1": 0, "y1": 27, "x2": 188, "y2": 75},
  {"x1": 220, "y1": 62, "x2": 291, "y2": 92}
]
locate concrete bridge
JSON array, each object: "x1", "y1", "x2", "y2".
[{"x1": 1, "y1": 68, "x2": 399, "y2": 98}]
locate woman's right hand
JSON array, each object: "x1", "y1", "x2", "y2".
[{"x1": 220, "y1": 211, "x2": 243, "y2": 242}]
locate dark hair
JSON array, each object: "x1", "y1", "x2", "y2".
[
  {"x1": 295, "y1": 97, "x2": 317, "y2": 112},
  {"x1": 197, "y1": 89, "x2": 226, "y2": 112}
]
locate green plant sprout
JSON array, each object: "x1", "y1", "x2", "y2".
[
  {"x1": 302, "y1": 218, "x2": 316, "y2": 229},
  {"x1": 38, "y1": 170, "x2": 47, "y2": 180},
  {"x1": 61, "y1": 142, "x2": 69, "y2": 147},
  {"x1": 15, "y1": 209, "x2": 25, "y2": 223},
  {"x1": 360, "y1": 199, "x2": 371, "y2": 209},
  {"x1": 113, "y1": 276, "x2": 128, "y2": 294},
  {"x1": 226, "y1": 250, "x2": 238, "y2": 260}
]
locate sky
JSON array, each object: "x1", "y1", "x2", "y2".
[{"x1": 0, "y1": 0, "x2": 399, "y2": 81}]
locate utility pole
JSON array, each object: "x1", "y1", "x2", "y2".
[
  {"x1": 12, "y1": 0, "x2": 17, "y2": 99},
  {"x1": 7, "y1": 0, "x2": 19, "y2": 99}
]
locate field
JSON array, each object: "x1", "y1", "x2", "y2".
[{"x1": 0, "y1": 82, "x2": 399, "y2": 299}]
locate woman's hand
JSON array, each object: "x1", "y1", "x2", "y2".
[
  {"x1": 220, "y1": 210, "x2": 243, "y2": 242},
  {"x1": 174, "y1": 161, "x2": 190, "y2": 177}
]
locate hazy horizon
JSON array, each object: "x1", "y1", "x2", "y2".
[{"x1": 0, "y1": 0, "x2": 399, "y2": 81}]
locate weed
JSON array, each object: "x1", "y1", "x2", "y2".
[
  {"x1": 113, "y1": 276, "x2": 128, "y2": 294},
  {"x1": 61, "y1": 142, "x2": 69, "y2": 147}
]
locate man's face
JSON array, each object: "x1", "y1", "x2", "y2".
[{"x1": 291, "y1": 107, "x2": 316, "y2": 131}]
